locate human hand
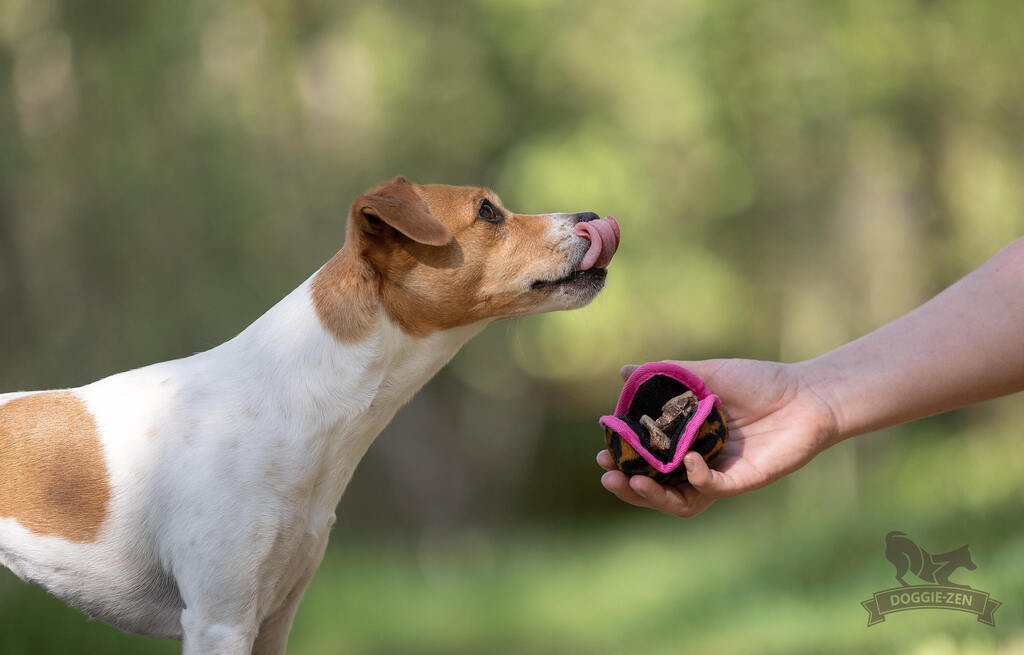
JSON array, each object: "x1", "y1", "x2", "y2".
[{"x1": 597, "y1": 359, "x2": 839, "y2": 518}]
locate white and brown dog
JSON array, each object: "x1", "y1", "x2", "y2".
[{"x1": 0, "y1": 177, "x2": 620, "y2": 654}]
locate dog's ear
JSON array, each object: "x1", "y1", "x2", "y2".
[{"x1": 352, "y1": 176, "x2": 452, "y2": 246}]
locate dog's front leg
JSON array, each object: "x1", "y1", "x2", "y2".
[
  {"x1": 251, "y1": 566, "x2": 316, "y2": 655},
  {"x1": 252, "y1": 514, "x2": 334, "y2": 655},
  {"x1": 176, "y1": 548, "x2": 264, "y2": 655},
  {"x1": 180, "y1": 606, "x2": 259, "y2": 655}
]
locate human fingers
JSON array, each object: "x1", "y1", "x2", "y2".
[
  {"x1": 600, "y1": 470, "x2": 652, "y2": 508},
  {"x1": 596, "y1": 449, "x2": 617, "y2": 471},
  {"x1": 681, "y1": 452, "x2": 739, "y2": 498},
  {"x1": 628, "y1": 476, "x2": 715, "y2": 518}
]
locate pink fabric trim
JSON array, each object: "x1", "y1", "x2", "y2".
[{"x1": 598, "y1": 362, "x2": 721, "y2": 474}]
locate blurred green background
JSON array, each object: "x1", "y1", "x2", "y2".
[{"x1": 1, "y1": 0, "x2": 1023, "y2": 653}]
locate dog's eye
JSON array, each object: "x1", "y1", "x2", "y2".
[{"x1": 477, "y1": 199, "x2": 502, "y2": 223}]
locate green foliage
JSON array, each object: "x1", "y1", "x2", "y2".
[{"x1": 1, "y1": 0, "x2": 1023, "y2": 651}]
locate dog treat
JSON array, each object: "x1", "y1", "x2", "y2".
[
  {"x1": 639, "y1": 414, "x2": 671, "y2": 451},
  {"x1": 600, "y1": 363, "x2": 728, "y2": 486},
  {"x1": 638, "y1": 390, "x2": 699, "y2": 453}
]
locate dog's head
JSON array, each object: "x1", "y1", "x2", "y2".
[{"x1": 313, "y1": 176, "x2": 619, "y2": 340}]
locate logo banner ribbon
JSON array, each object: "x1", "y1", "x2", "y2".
[{"x1": 862, "y1": 585, "x2": 1001, "y2": 626}]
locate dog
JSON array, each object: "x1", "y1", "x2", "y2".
[
  {"x1": 885, "y1": 531, "x2": 977, "y2": 589},
  {"x1": 0, "y1": 176, "x2": 620, "y2": 654}
]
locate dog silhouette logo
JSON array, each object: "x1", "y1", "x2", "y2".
[
  {"x1": 862, "y1": 531, "x2": 1001, "y2": 626},
  {"x1": 885, "y1": 531, "x2": 976, "y2": 588}
]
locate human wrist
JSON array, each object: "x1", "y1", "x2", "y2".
[{"x1": 790, "y1": 358, "x2": 846, "y2": 449}]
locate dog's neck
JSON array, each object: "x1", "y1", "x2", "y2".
[{"x1": 202, "y1": 265, "x2": 486, "y2": 505}]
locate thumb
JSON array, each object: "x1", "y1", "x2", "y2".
[
  {"x1": 620, "y1": 364, "x2": 638, "y2": 381},
  {"x1": 682, "y1": 452, "x2": 735, "y2": 498}
]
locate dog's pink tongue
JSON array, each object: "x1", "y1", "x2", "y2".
[{"x1": 574, "y1": 216, "x2": 620, "y2": 270}]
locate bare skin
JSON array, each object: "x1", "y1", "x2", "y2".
[{"x1": 599, "y1": 237, "x2": 1024, "y2": 518}]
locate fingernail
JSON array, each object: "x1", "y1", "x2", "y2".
[
  {"x1": 629, "y1": 478, "x2": 647, "y2": 498},
  {"x1": 684, "y1": 455, "x2": 695, "y2": 472}
]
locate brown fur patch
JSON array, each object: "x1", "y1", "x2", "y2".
[
  {"x1": 311, "y1": 248, "x2": 380, "y2": 343},
  {"x1": 313, "y1": 178, "x2": 577, "y2": 341},
  {"x1": 0, "y1": 391, "x2": 110, "y2": 542}
]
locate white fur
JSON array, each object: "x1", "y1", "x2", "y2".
[
  {"x1": 2, "y1": 279, "x2": 482, "y2": 649},
  {"x1": 0, "y1": 210, "x2": 601, "y2": 654}
]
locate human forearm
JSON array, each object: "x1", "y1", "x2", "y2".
[
  {"x1": 800, "y1": 237, "x2": 1024, "y2": 444},
  {"x1": 599, "y1": 238, "x2": 1024, "y2": 518}
]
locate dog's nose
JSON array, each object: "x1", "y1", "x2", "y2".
[{"x1": 573, "y1": 212, "x2": 600, "y2": 224}]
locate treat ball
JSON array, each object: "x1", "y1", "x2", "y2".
[{"x1": 599, "y1": 363, "x2": 728, "y2": 487}]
